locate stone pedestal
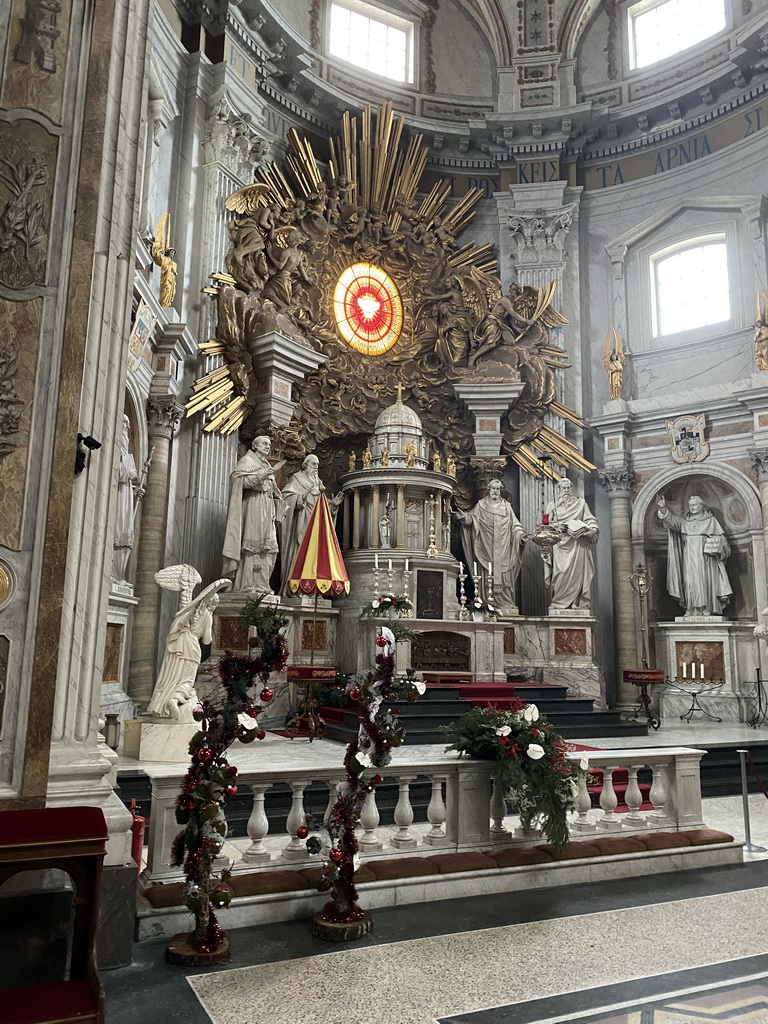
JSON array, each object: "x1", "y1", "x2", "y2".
[
  {"x1": 505, "y1": 614, "x2": 605, "y2": 706},
  {"x1": 123, "y1": 719, "x2": 198, "y2": 763}
]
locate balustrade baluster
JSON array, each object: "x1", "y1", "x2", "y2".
[
  {"x1": 392, "y1": 775, "x2": 417, "y2": 850},
  {"x1": 624, "y1": 764, "x2": 646, "y2": 828},
  {"x1": 282, "y1": 779, "x2": 310, "y2": 860},
  {"x1": 570, "y1": 769, "x2": 597, "y2": 833},
  {"x1": 490, "y1": 773, "x2": 509, "y2": 840},
  {"x1": 359, "y1": 787, "x2": 384, "y2": 852},
  {"x1": 649, "y1": 760, "x2": 673, "y2": 826},
  {"x1": 423, "y1": 774, "x2": 450, "y2": 846},
  {"x1": 241, "y1": 783, "x2": 271, "y2": 864},
  {"x1": 597, "y1": 764, "x2": 623, "y2": 831}
]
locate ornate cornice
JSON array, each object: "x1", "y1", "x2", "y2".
[
  {"x1": 598, "y1": 465, "x2": 634, "y2": 496},
  {"x1": 147, "y1": 396, "x2": 182, "y2": 439}
]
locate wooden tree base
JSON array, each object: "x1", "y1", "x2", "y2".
[
  {"x1": 312, "y1": 911, "x2": 373, "y2": 942},
  {"x1": 166, "y1": 932, "x2": 232, "y2": 966}
]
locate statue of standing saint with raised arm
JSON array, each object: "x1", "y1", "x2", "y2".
[{"x1": 656, "y1": 493, "x2": 732, "y2": 616}]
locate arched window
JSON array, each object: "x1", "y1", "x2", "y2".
[
  {"x1": 328, "y1": 0, "x2": 415, "y2": 83},
  {"x1": 628, "y1": 0, "x2": 726, "y2": 70},
  {"x1": 651, "y1": 235, "x2": 730, "y2": 337}
]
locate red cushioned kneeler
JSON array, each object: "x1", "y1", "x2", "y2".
[{"x1": 0, "y1": 808, "x2": 108, "y2": 1024}]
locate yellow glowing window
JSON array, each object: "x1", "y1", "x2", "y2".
[{"x1": 334, "y1": 263, "x2": 403, "y2": 355}]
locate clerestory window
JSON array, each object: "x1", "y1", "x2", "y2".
[
  {"x1": 628, "y1": 0, "x2": 726, "y2": 70},
  {"x1": 328, "y1": 0, "x2": 415, "y2": 84},
  {"x1": 651, "y1": 236, "x2": 731, "y2": 337}
]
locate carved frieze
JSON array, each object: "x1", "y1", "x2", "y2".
[
  {"x1": 598, "y1": 465, "x2": 634, "y2": 496},
  {"x1": 0, "y1": 120, "x2": 57, "y2": 290},
  {"x1": 0, "y1": 343, "x2": 22, "y2": 459},
  {"x1": 147, "y1": 396, "x2": 182, "y2": 439}
]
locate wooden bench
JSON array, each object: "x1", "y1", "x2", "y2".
[{"x1": 0, "y1": 807, "x2": 107, "y2": 1024}]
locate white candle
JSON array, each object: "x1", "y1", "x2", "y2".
[
  {"x1": 388, "y1": 559, "x2": 392, "y2": 571},
  {"x1": 473, "y1": 562, "x2": 478, "y2": 576},
  {"x1": 459, "y1": 561, "x2": 464, "y2": 575},
  {"x1": 682, "y1": 662, "x2": 687, "y2": 678},
  {"x1": 374, "y1": 553, "x2": 379, "y2": 569},
  {"x1": 488, "y1": 562, "x2": 493, "y2": 576},
  {"x1": 700, "y1": 662, "x2": 704, "y2": 679},
  {"x1": 405, "y1": 558, "x2": 409, "y2": 571}
]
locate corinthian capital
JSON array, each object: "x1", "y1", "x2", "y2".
[
  {"x1": 749, "y1": 447, "x2": 768, "y2": 483},
  {"x1": 507, "y1": 203, "x2": 576, "y2": 267},
  {"x1": 147, "y1": 396, "x2": 182, "y2": 439},
  {"x1": 598, "y1": 465, "x2": 634, "y2": 496}
]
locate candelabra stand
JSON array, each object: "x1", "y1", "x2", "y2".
[
  {"x1": 486, "y1": 573, "x2": 498, "y2": 622},
  {"x1": 472, "y1": 572, "x2": 482, "y2": 619},
  {"x1": 458, "y1": 569, "x2": 470, "y2": 621},
  {"x1": 387, "y1": 565, "x2": 396, "y2": 597},
  {"x1": 372, "y1": 565, "x2": 381, "y2": 602},
  {"x1": 401, "y1": 568, "x2": 413, "y2": 617},
  {"x1": 629, "y1": 563, "x2": 652, "y2": 669},
  {"x1": 427, "y1": 493, "x2": 437, "y2": 558}
]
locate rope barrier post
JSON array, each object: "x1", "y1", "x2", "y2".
[{"x1": 737, "y1": 748, "x2": 766, "y2": 853}]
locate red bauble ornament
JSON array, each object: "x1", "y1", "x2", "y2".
[
  {"x1": 372, "y1": 774, "x2": 383, "y2": 785},
  {"x1": 227, "y1": 765, "x2": 238, "y2": 778},
  {"x1": 329, "y1": 847, "x2": 343, "y2": 863},
  {"x1": 348, "y1": 688, "x2": 361, "y2": 702},
  {"x1": 296, "y1": 825, "x2": 309, "y2": 839},
  {"x1": 255, "y1": 728, "x2": 266, "y2": 740},
  {"x1": 197, "y1": 747, "x2": 212, "y2": 763},
  {"x1": 260, "y1": 688, "x2": 273, "y2": 702},
  {"x1": 375, "y1": 635, "x2": 388, "y2": 648},
  {"x1": 225, "y1": 786, "x2": 238, "y2": 798}
]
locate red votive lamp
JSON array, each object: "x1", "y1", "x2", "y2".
[{"x1": 542, "y1": 514, "x2": 550, "y2": 525}]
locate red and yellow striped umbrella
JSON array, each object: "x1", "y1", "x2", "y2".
[{"x1": 287, "y1": 492, "x2": 350, "y2": 597}]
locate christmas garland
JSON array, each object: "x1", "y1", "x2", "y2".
[
  {"x1": 442, "y1": 704, "x2": 588, "y2": 851},
  {"x1": 359, "y1": 593, "x2": 414, "y2": 617},
  {"x1": 171, "y1": 598, "x2": 288, "y2": 954},
  {"x1": 301, "y1": 630, "x2": 425, "y2": 924}
]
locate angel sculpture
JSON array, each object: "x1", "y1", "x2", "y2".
[
  {"x1": 756, "y1": 291, "x2": 768, "y2": 372},
  {"x1": 602, "y1": 328, "x2": 627, "y2": 400},
  {"x1": 146, "y1": 569, "x2": 231, "y2": 722},
  {"x1": 224, "y1": 182, "x2": 273, "y2": 291},
  {"x1": 151, "y1": 213, "x2": 177, "y2": 307}
]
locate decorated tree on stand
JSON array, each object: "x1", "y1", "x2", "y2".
[
  {"x1": 301, "y1": 627, "x2": 425, "y2": 941},
  {"x1": 166, "y1": 597, "x2": 288, "y2": 965}
]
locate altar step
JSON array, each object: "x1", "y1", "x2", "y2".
[{"x1": 320, "y1": 681, "x2": 648, "y2": 745}]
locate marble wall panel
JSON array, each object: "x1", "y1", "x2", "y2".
[
  {"x1": 216, "y1": 614, "x2": 250, "y2": 652},
  {"x1": 102, "y1": 623, "x2": 122, "y2": 684},
  {"x1": 553, "y1": 627, "x2": 588, "y2": 656},
  {"x1": 2, "y1": 0, "x2": 72, "y2": 122},
  {"x1": 0, "y1": 296, "x2": 41, "y2": 550}
]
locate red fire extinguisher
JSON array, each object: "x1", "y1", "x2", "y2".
[{"x1": 129, "y1": 798, "x2": 145, "y2": 869}]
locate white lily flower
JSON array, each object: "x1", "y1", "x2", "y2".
[
  {"x1": 371, "y1": 599, "x2": 380, "y2": 609},
  {"x1": 412, "y1": 680, "x2": 426, "y2": 695},
  {"x1": 526, "y1": 742, "x2": 545, "y2": 760},
  {"x1": 495, "y1": 725, "x2": 512, "y2": 736},
  {"x1": 237, "y1": 713, "x2": 257, "y2": 730},
  {"x1": 523, "y1": 703, "x2": 540, "y2": 722},
  {"x1": 355, "y1": 752, "x2": 373, "y2": 769},
  {"x1": 579, "y1": 753, "x2": 590, "y2": 770},
  {"x1": 353, "y1": 854, "x2": 361, "y2": 872}
]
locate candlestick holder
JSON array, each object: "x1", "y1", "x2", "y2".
[
  {"x1": 486, "y1": 573, "x2": 498, "y2": 622},
  {"x1": 471, "y1": 573, "x2": 482, "y2": 619},
  {"x1": 372, "y1": 566, "x2": 381, "y2": 602},
  {"x1": 387, "y1": 566, "x2": 396, "y2": 597},
  {"x1": 401, "y1": 568, "x2": 413, "y2": 617},
  {"x1": 427, "y1": 493, "x2": 437, "y2": 558},
  {"x1": 458, "y1": 570, "x2": 470, "y2": 621}
]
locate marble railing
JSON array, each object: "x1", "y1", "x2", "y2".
[{"x1": 141, "y1": 746, "x2": 707, "y2": 885}]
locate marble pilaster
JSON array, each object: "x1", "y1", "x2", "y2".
[
  {"x1": 749, "y1": 446, "x2": 768, "y2": 591},
  {"x1": 598, "y1": 465, "x2": 637, "y2": 707}
]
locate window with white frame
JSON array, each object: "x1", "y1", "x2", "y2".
[
  {"x1": 328, "y1": 0, "x2": 414, "y2": 84},
  {"x1": 651, "y1": 236, "x2": 731, "y2": 337},
  {"x1": 628, "y1": 0, "x2": 726, "y2": 70}
]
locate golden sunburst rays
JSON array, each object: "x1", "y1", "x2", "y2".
[
  {"x1": 185, "y1": 351, "x2": 248, "y2": 435},
  {"x1": 511, "y1": 422, "x2": 596, "y2": 480}
]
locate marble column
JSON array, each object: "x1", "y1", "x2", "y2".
[
  {"x1": 749, "y1": 447, "x2": 768, "y2": 589},
  {"x1": 352, "y1": 487, "x2": 361, "y2": 550},
  {"x1": 598, "y1": 465, "x2": 637, "y2": 707},
  {"x1": 396, "y1": 484, "x2": 406, "y2": 549},
  {"x1": 370, "y1": 484, "x2": 380, "y2": 548},
  {"x1": 127, "y1": 396, "x2": 182, "y2": 706}
]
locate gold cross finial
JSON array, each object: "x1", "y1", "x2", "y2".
[{"x1": 396, "y1": 384, "x2": 403, "y2": 403}]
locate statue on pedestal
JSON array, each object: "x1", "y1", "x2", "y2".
[
  {"x1": 542, "y1": 478, "x2": 599, "y2": 610},
  {"x1": 112, "y1": 414, "x2": 139, "y2": 581},
  {"x1": 147, "y1": 577, "x2": 231, "y2": 721},
  {"x1": 656, "y1": 493, "x2": 732, "y2": 616},
  {"x1": 453, "y1": 479, "x2": 524, "y2": 614},
  {"x1": 280, "y1": 454, "x2": 342, "y2": 593},
  {"x1": 602, "y1": 328, "x2": 626, "y2": 401},
  {"x1": 222, "y1": 435, "x2": 284, "y2": 593}
]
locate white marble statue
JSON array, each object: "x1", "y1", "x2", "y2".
[
  {"x1": 453, "y1": 479, "x2": 525, "y2": 614},
  {"x1": 222, "y1": 435, "x2": 284, "y2": 593},
  {"x1": 279, "y1": 453, "x2": 342, "y2": 593},
  {"x1": 542, "y1": 478, "x2": 599, "y2": 610},
  {"x1": 147, "y1": 577, "x2": 231, "y2": 721},
  {"x1": 656, "y1": 493, "x2": 732, "y2": 617},
  {"x1": 112, "y1": 415, "x2": 139, "y2": 581}
]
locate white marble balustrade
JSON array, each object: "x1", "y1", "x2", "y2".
[{"x1": 140, "y1": 744, "x2": 708, "y2": 886}]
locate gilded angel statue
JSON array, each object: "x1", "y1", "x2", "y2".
[
  {"x1": 602, "y1": 328, "x2": 627, "y2": 400},
  {"x1": 151, "y1": 213, "x2": 177, "y2": 307},
  {"x1": 755, "y1": 291, "x2": 768, "y2": 372}
]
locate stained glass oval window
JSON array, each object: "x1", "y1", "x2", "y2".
[{"x1": 333, "y1": 263, "x2": 403, "y2": 355}]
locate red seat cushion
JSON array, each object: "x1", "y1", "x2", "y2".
[
  {"x1": 489, "y1": 847, "x2": 554, "y2": 868},
  {"x1": 367, "y1": 857, "x2": 440, "y2": 880},
  {"x1": 143, "y1": 882, "x2": 185, "y2": 908},
  {"x1": 535, "y1": 841, "x2": 601, "y2": 860},
  {"x1": 428, "y1": 852, "x2": 498, "y2": 873},
  {"x1": 229, "y1": 870, "x2": 310, "y2": 896},
  {"x1": 681, "y1": 829, "x2": 735, "y2": 846},
  {"x1": 639, "y1": 832, "x2": 693, "y2": 851},
  {"x1": 0, "y1": 808, "x2": 107, "y2": 846},
  {"x1": 590, "y1": 836, "x2": 647, "y2": 856},
  {"x1": 299, "y1": 865, "x2": 376, "y2": 886},
  {"x1": 4, "y1": 981, "x2": 98, "y2": 1024}
]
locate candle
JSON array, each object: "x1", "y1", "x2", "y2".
[
  {"x1": 682, "y1": 662, "x2": 687, "y2": 678},
  {"x1": 700, "y1": 662, "x2": 704, "y2": 679},
  {"x1": 374, "y1": 553, "x2": 379, "y2": 569},
  {"x1": 459, "y1": 561, "x2": 464, "y2": 575},
  {"x1": 488, "y1": 562, "x2": 493, "y2": 576},
  {"x1": 405, "y1": 558, "x2": 409, "y2": 571},
  {"x1": 473, "y1": 562, "x2": 478, "y2": 576},
  {"x1": 388, "y1": 559, "x2": 392, "y2": 571}
]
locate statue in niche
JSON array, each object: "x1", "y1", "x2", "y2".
[
  {"x1": 453, "y1": 479, "x2": 525, "y2": 615},
  {"x1": 755, "y1": 291, "x2": 768, "y2": 372},
  {"x1": 280, "y1": 454, "x2": 342, "y2": 593},
  {"x1": 222, "y1": 435, "x2": 284, "y2": 593},
  {"x1": 602, "y1": 328, "x2": 627, "y2": 401},
  {"x1": 147, "y1": 577, "x2": 231, "y2": 721},
  {"x1": 379, "y1": 496, "x2": 393, "y2": 548},
  {"x1": 112, "y1": 414, "x2": 139, "y2": 581},
  {"x1": 656, "y1": 493, "x2": 732, "y2": 617},
  {"x1": 151, "y1": 213, "x2": 177, "y2": 307},
  {"x1": 541, "y1": 478, "x2": 599, "y2": 610}
]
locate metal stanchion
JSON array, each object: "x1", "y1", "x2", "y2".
[{"x1": 737, "y1": 748, "x2": 766, "y2": 852}]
